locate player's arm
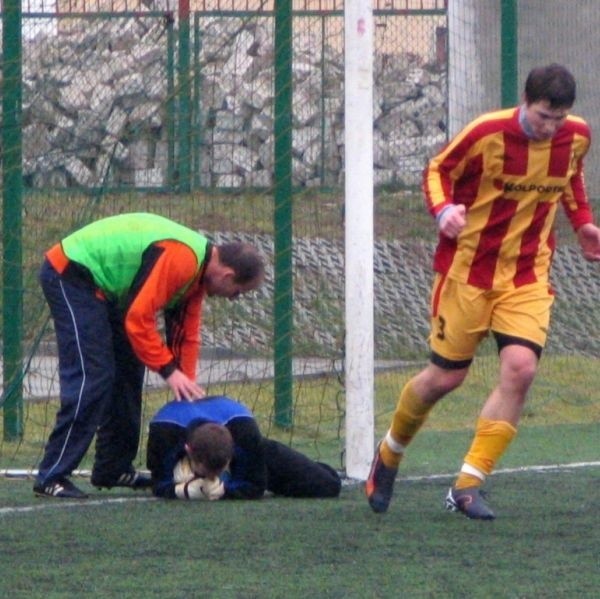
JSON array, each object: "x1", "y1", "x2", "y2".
[
  {"x1": 222, "y1": 419, "x2": 267, "y2": 500},
  {"x1": 147, "y1": 423, "x2": 184, "y2": 499},
  {"x1": 424, "y1": 147, "x2": 468, "y2": 239},
  {"x1": 164, "y1": 287, "x2": 204, "y2": 381},
  {"x1": 124, "y1": 240, "x2": 205, "y2": 400},
  {"x1": 561, "y1": 153, "x2": 594, "y2": 230},
  {"x1": 423, "y1": 124, "x2": 474, "y2": 217},
  {"x1": 576, "y1": 223, "x2": 600, "y2": 261},
  {"x1": 153, "y1": 471, "x2": 178, "y2": 499},
  {"x1": 559, "y1": 137, "x2": 600, "y2": 260}
]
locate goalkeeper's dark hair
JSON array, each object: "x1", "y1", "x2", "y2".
[
  {"x1": 186, "y1": 422, "x2": 234, "y2": 474},
  {"x1": 524, "y1": 63, "x2": 576, "y2": 108},
  {"x1": 217, "y1": 242, "x2": 265, "y2": 285}
]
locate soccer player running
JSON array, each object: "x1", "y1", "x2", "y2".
[
  {"x1": 366, "y1": 64, "x2": 600, "y2": 519},
  {"x1": 34, "y1": 212, "x2": 265, "y2": 499}
]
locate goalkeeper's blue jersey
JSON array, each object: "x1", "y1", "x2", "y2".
[
  {"x1": 148, "y1": 396, "x2": 342, "y2": 500},
  {"x1": 150, "y1": 396, "x2": 253, "y2": 427},
  {"x1": 147, "y1": 396, "x2": 265, "y2": 499}
]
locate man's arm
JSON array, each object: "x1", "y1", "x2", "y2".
[
  {"x1": 164, "y1": 289, "x2": 204, "y2": 382},
  {"x1": 124, "y1": 240, "x2": 205, "y2": 400},
  {"x1": 147, "y1": 423, "x2": 185, "y2": 499},
  {"x1": 423, "y1": 120, "x2": 477, "y2": 219},
  {"x1": 560, "y1": 135, "x2": 600, "y2": 261},
  {"x1": 222, "y1": 418, "x2": 267, "y2": 500},
  {"x1": 560, "y1": 122, "x2": 594, "y2": 231}
]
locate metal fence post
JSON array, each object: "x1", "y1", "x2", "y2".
[
  {"x1": 501, "y1": 0, "x2": 518, "y2": 107},
  {"x1": 273, "y1": 0, "x2": 294, "y2": 428},
  {"x1": 2, "y1": 0, "x2": 24, "y2": 440},
  {"x1": 177, "y1": 0, "x2": 192, "y2": 192}
]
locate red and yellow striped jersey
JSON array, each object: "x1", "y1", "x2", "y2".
[{"x1": 423, "y1": 107, "x2": 593, "y2": 289}]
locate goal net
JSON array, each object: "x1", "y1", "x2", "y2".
[{"x1": 2, "y1": 0, "x2": 599, "y2": 482}]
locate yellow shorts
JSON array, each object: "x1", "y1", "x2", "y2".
[{"x1": 429, "y1": 274, "x2": 555, "y2": 364}]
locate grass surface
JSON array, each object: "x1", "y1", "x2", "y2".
[
  {"x1": 1, "y1": 442, "x2": 598, "y2": 598},
  {"x1": 3, "y1": 189, "x2": 600, "y2": 597},
  {"x1": 3, "y1": 354, "x2": 598, "y2": 597}
]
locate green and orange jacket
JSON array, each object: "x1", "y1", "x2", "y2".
[{"x1": 45, "y1": 212, "x2": 211, "y2": 380}]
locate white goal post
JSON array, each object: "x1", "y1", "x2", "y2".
[{"x1": 344, "y1": 0, "x2": 375, "y2": 480}]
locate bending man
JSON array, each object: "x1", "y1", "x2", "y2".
[{"x1": 35, "y1": 212, "x2": 265, "y2": 499}]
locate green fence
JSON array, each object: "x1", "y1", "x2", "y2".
[
  {"x1": 4, "y1": 0, "x2": 600, "y2": 474},
  {"x1": 1, "y1": 2, "x2": 447, "y2": 457}
]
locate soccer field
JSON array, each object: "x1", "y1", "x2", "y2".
[{"x1": 1, "y1": 426, "x2": 598, "y2": 599}]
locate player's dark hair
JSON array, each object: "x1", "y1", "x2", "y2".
[
  {"x1": 218, "y1": 242, "x2": 265, "y2": 285},
  {"x1": 186, "y1": 422, "x2": 234, "y2": 474},
  {"x1": 524, "y1": 63, "x2": 576, "y2": 108}
]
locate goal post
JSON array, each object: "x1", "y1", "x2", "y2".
[{"x1": 344, "y1": 0, "x2": 375, "y2": 480}]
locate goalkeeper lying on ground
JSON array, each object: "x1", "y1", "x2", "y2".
[{"x1": 147, "y1": 395, "x2": 342, "y2": 500}]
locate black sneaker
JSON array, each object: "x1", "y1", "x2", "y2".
[
  {"x1": 91, "y1": 470, "x2": 152, "y2": 490},
  {"x1": 34, "y1": 478, "x2": 89, "y2": 499},
  {"x1": 365, "y1": 442, "x2": 398, "y2": 513},
  {"x1": 445, "y1": 486, "x2": 496, "y2": 520}
]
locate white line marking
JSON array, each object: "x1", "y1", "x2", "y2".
[
  {"x1": 2, "y1": 461, "x2": 599, "y2": 514},
  {"x1": 403, "y1": 460, "x2": 600, "y2": 481},
  {"x1": 0, "y1": 496, "x2": 156, "y2": 516},
  {"x1": 342, "y1": 460, "x2": 600, "y2": 485}
]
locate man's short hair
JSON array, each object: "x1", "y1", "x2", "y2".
[
  {"x1": 218, "y1": 242, "x2": 265, "y2": 285},
  {"x1": 186, "y1": 422, "x2": 234, "y2": 474},
  {"x1": 524, "y1": 63, "x2": 576, "y2": 108}
]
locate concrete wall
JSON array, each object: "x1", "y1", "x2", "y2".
[{"x1": 449, "y1": 0, "x2": 600, "y2": 197}]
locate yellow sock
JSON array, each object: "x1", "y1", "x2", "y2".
[
  {"x1": 380, "y1": 380, "x2": 433, "y2": 468},
  {"x1": 454, "y1": 418, "x2": 517, "y2": 490}
]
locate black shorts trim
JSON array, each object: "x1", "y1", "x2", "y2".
[
  {"x1": 493, "y1": 332, "x2": 543, "y2": 359},
  {"x1": 430, "y1": 352, "x2": 472, "y2": 370}
]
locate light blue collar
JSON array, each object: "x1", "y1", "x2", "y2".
[{"x1": 518, "y1": 104, "x2": 536, "y2": 139}]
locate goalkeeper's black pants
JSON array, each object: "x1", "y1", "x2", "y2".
[{"x1": 263, "y1": 439, "x2": 341, "y2": 498}]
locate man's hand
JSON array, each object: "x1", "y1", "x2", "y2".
[
  {"x1": 166, "y1": 369, "x2": 206, "y2": 401},
  {"x1": 438, "y1": 204, "x2": 466, "y2": 239},
  {"x1": 173, "y1": 456, "x2": 195, "y2": 484},
  {"x1": 577, "y1": 223, "x2": 600, "y2": 261},
  {"x1": 175, "y1": 477, "x2": 225, "y2": 501}
]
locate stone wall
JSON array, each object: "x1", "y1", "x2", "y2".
[{"x1": 16, "y1": 14, "x2": 447, "y2": 189}]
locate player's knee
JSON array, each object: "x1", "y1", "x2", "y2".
[
  {"x1": 501, "y1": 348, "x2": 539, "y2": 390},
  {"x1": 429, "y1": 368, "x2": 468, "y2": 397}
]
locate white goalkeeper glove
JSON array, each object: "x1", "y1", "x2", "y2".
[
  {"x1": 175, "y1": 476, "x2": 225, "y2": 501},
  {"x1": 173, "y1": 456, "x2": 195, "y2": 484}
]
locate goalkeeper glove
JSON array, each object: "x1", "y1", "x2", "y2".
[
  {"x1": 175, "y1": 476, "x2": 225, "y2": 501},
  {"x1": 173, "y1": 456, "x2": 195, "y2": 484}
]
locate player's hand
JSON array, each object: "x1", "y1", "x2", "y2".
[
  {"x1": 577, "y1": 223, "x2": 600, "y2": 261},
  {"x1": 166, "y1": 369, "x2": 206, "y2": 401},
  {"x1": 438, "y1": 204, "x2": 466, "y2": 239},
  {"x1": 197, "y1": 477, "x2": 225, "y2": 500},
  {"x1": 173, "y1": 456, "x2": 195, "y2": 484},
  {"x1": 175, "y1": 476, "x2": 225, "y2": 500}
]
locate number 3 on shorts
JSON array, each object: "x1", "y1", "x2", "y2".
[{"x1": 436, "y1": 315, "x2": 446, "y2": 340}]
